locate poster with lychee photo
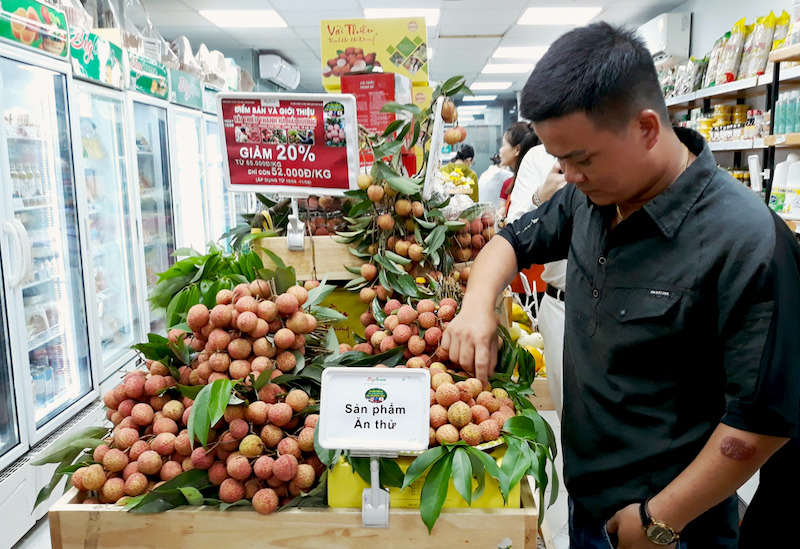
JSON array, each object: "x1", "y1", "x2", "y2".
[
  {"x1": 218, "y1": 93, "x2": 359, "y2": 196},
  {"x1": 323, "y1": 101, "x2": 346, "y2": 147}
]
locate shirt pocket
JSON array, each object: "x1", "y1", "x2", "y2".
[{"x1": 613, "y1": 287, "x2": 683, "y2": 324}]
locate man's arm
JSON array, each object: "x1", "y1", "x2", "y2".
[
  {"x1": 607, "y1": 424, "x2": 787, "y2": 548},
  {"x1": 441, "y1": 237, "x2": 520, "y2": 383}
]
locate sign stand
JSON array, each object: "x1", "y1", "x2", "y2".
[
  {"x1": 318, "y1": 367, "x2": 431, "y2": 530},
  {"x1": 286, "y1": 198, "x2": 305, "y2": 251}
]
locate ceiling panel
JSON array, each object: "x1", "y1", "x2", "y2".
[
  {"x1": 270, "y1": 0, "x2": 361, "y2": 10},
  {"x1": 281, "y1": 10, "x2": 364, "y2": 27}
]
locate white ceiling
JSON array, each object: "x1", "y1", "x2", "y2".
[{"x1": 142, "y1": 0, "x2": 687, "y2": 100}]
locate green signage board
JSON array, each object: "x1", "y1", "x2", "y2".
[
  {"x1": 168, "y1": 69, "x2": 202, "y2": 110},
  {"x1": 0, "y1": 0, "x2": 68, "y2": 58},
  {"x1": 70, "y1": 29, "x2": 124, "y2": 88},
  {"x1": 128, "y1": 52, "x2": 168, "y2": 99}
]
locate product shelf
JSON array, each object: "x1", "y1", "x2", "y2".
[
  {"x1": 695, "y1": 76, "x2": 762, "y2": 101},
  {"x1": 768, "y1": 43, "x2": 800, "y2": 64},
  {"x1": 763, "y1": 133, "x2": 800, "y2": 147},
  {"x1": 665, "y1": 92, "x2": 697, "y2": 108},
  {"x1": 708, "y1": 139, "x2": 768, "y2": 151}
]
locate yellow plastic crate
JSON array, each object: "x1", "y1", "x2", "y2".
[{"x1": 328, "y1": 445, "x2": 520, "y2": 509}]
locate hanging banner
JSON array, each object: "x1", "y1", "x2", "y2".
[
  {"x1": 0, "y1": 0, "x2": 68, "y2": 58},
  {"x1": 217, "y1": 92, "x2": 359, "y2": 197},
  {"x1": 69, "y1": 29, "x2": 124, "y2": 88},
  {"x1": 320, "y1": 17, "x2": 428, "y2": 92}
]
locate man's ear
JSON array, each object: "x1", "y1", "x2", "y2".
[{"x1": 635, "y1": 109, "x2": 662, "y2": 151}]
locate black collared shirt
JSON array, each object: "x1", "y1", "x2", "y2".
[{"x1": 499, "y1": 128, "x2": 800, "y2": 518}]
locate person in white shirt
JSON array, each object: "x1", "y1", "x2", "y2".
[
  {"x1": 511, "y1": 142, "x2": 569, "y2": 420},
  {"x1": 477, "y1": 154, "x2": 512, "y2": 211}
]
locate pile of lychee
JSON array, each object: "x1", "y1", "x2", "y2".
[
  {"x1": 428, "y1": 371, "x2": 516, "y2": 447},
  {"x1": 175, "y1": 281, "x2": 320, "y2": 385},
  {"x1": 323, "y1": 47, "x2": 379, "y2": 78},
  {"x1": 75, "y1": 365, "x2": 323, "y2": 515},
  {"x1": 451, "y1": 214, "x2": 497, "y2": 263},
  {"x1": 347, "y1": 296, "x2": 458, "y2": 363}
]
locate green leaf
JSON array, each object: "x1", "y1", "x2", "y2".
[
  {"x1": 305, "y1": 282, "x2": 336, "y2": 309},
  {"x1": 348, "y1": 199, "x2": 375, "y2": 218},
  {"x1": 374, "y1": 253, "x2": 406, "y2": 276},
  {"x1": 465, "y1": 446, "x2": 504, "y2": 490},
  {"x1": 313, "y1": 422, "x2": 341, "y2": 468},
  {"x1": 409, "y1": 117, "x2": 421, "y2": 149},
  {"x1": 187, "y1": 379, "x2": 234, "y2": 448},
  {"x1": 348, "y1": 455, "x2": 372, "y2": 484},
  {"x1": 291, "y1": 351, "x2": 306, "y2": 374},
  {"x1": 440, "y1": 76, "x2": 467, "y2": 96},
  {"x1": 179, "y1": 487, "x2": 204, "y2": 506},
  {"x1": 420, "y1": 450, "x2": 455, "y2": 533},
  {"x1": 344, "y1": 276, "x2": 368, "y2": 290},
  {"x1": 372, "y1": 141, "x2": 404, "y2": 160},
  {"x1": 252, "y1": 368, "x2": 275, "y2": 392},
  {"x1": 325, "y1": 326, "x2": 340, "y2": 355},
  {"x1": 174, "y1": 384, "x2": 203, "y2": 401},
  {"x1": 34, "y1": 447, "x2": 82, "y2": 509},
  {"x1": 260, "y1": 247, "x2": 287, "y2": 270},
  {"x1": 502, "y1": 415, "x2": 539, "y2": 441},
  {"x1": 380, "y1": 102, "x2": 422, "y2": 116},
  {"x1": 372, "y1": 297, "x2": 387, "y2": 325},
  {"x1": 499, "y1": 436, "x2": 525, "y2": 498},
  {"x1": 379, "y1": 458, "x2": 405, "y2": 488},
  {"x1": 381, "y1": 119, "x2": 405, "y2": 137},
  {"x1": 402, "y1": 446, "x2": 447, "y2": 489},
  {"x1": 424, "y1": 225, "x2": 447, "y2": 253},
  {"x1": 394, "y1": 273, "x2": 420, "y2": 298},
  {"x1": 308, "y1": 306, "x2": 347, "y2": 323},
  {"x1": 275, "y1": 266, "x2": 297, "y2": 295},
  {"x1": 384, "y1": 250, "x2": 411, "y2": 266},
  {"x1": 383, "y1": 171, "x2": 422, "y2": 195},
  {"x1": 220, "y1": 499, "x2": 253, "y2": 511},
  {"x1": 414, "y1": 217, "x2": 436, "y2": 229},
  {"x1": 451, "y1": 448, "x2": 473, "y2": 506},
  {"x1": 466, "y1": 451, "x2": 486, "y2": 501},
  {"x1": 30, "y1": 427, "x2": 110, "y2": 465}
]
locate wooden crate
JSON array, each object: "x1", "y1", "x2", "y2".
[
  {"x1": 255, "y1": 235, "x2": 361, "y2": 282},
  {"x1": 49, "y1": 477, "x2": 542, "y2": 549},
  {"x1": 529, "y1": 377, "x2": 554, "y2": 412}
]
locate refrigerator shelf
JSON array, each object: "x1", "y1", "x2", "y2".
[
  {"x1": 28, "y1": 324, "x2": 63, "y2": 352},
  {"x1": 33, "y1": 388, "x2": 75, "y2": 425},
  {"x1": 6, "y1": 134, "x2": 45, "y2": 144},
  {"x1": 21, "y1": 275, "x2": 58, "y2": 291}
]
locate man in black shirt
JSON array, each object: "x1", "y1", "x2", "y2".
[{"x1": 442, "y1": 23, "x2": 800, "y2": 548}]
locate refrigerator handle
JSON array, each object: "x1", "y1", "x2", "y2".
[{"x1": 2, "y1": 219, "x2": 31, "y2": 288}]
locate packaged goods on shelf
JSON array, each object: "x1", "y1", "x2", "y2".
[
  {"x1": 741, "y1": 12, "x2": 776, "y2": 78},
  {"x1": 716, "y1": 19, "x2": 747, "y2": 85}
]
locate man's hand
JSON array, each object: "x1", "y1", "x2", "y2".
[
  {"x1": 441, "y1": 298, "x2": 498, "y2": 384},
  {"x1": 607, "y1": 504, "x2": 673, "y2": 549},
  {"x1": 538, "y1": 163, "x2": 567, "y2": 204}
]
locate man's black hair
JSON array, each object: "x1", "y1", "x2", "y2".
[
  {"x1": 455, "y1": 144, "x2": 475, "y2": 161},
  {"x1": 520, "y1": 22, "x2": 669, "y2": 130}
]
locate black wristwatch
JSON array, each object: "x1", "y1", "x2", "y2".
[{"x1": 639, "y1": 497, "x2": 680, "y2": 545}]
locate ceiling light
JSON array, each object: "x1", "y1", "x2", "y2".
[
  {"x1": 493, "y1": 46, "x2": 549, "y2": 59},
  {"x1": 458, "y1": 106, "x2": 486, "y2": 113},
  {"x1": 363, "y1": 8, "x2": 440, "y2": 26},
  {"x1": 463, "y1": 95, "x2": 497, "y2": 102},
  {"x1": 470, "y1": 81, "x2": 512, "y2": 90},
  {"x1": 481, "y1": 63, "x2": 534, "y2": 74},
  {"x1": 519, "y1": 7, "x2": 602, "y2": 26},
  {"x1": 199, "y1": 10, "x2": 287, "y2": 28}
]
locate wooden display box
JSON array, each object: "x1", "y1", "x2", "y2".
[
  {"x1": 255, "y1": 235, "x2": 361, "y2": 282},
  {"x1": 49, "y1": 477, "x2": 542, "y2": 549},
  {"x1": 529, "y1": 377, "x2": 554, "y2": 412}
]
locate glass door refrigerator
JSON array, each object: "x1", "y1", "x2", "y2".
[
  {"x1": 169, "y1": 106, "x2": 209, "y2": 253},
  {"x1": 203, "y1": 112, "x2": 228, "y2": 243},
  {"x1": 128, "y1": 94, "x2": 174, "y2": 336},
  {"x1": 0, "y1": 46, "x2": 94, "y2": 442},
  {"x1": 75, "y1": 82, "x2": 142, "y2": 382},
  {"x1": 0, "y1": 246, "x2": 25, "y2": 471}
]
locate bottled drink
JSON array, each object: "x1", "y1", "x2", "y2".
[
  {"x1": 38, "y1": 354, "x2": 55, "y2": 402},
  {"x1": 31, "y1": 163, "x2": 42, "y2": 196},
  {"x1": 31, "y1": 365, "x2": 46, "y2": 407}
]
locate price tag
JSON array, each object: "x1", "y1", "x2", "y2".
[
  {"x1": 217, "y1": 92, "x2": 360, "y2": 197},
  {"x1": 318, "y1": 367, "x2": 430, "y2": 453}
]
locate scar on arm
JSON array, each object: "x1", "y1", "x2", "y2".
[{"x1": 719, "y1": 436, "x2": 756, "y2": 461}]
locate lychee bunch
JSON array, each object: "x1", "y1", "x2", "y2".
[{"x1": 79, "y1": 359, "x2": 324, "y2": 514}]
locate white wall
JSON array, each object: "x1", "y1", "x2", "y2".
[{"x1": 671, "y1": 0, "x2": 793, "y2": 58}]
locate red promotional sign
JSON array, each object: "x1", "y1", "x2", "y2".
[{"x1": 217, "y1": 93, "x2": 359, "y2": 196}]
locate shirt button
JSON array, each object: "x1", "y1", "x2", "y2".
[
  {"x1": 620, "y1": 309, "x2": 627, "y2": 317},
  {"x1": 598, "y1": 257, "x2": 606, "y2": 265},
  {"x1": 592, "y1": 289, "x2": 599, "y2": 298}
]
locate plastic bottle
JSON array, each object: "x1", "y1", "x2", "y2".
[
  {"x1": 784, "y1": 160, "x2": 800, "y2": 215},
  {"x1": 31, "y1": 364, "x2": 46, "y2": 408},
  {"x1": 775, "y1": 92, "x2": 788, "y2": 135},
  {"x1": 770, "y1": 152, "x2": 800, "y2": 212}
]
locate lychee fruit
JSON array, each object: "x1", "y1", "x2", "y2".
[
  {"x1": 435, "y1": 424, "x2": 459, "y2": 445},
  {"x1": 219, "y1": 478, "x2": 245, "y2": 503},
  {"x1": 268, "y1": 403, "x2": 293, "y2": 427},
  {"x1": 447, "y1": 401, "x2": 472, "y2": 428},
  {"x1": 435, "y1": 383, "x2": 460, "y2": 407},
  {"x1": 245, "y1": 401, "x2": 269, "y2": 424},
  {"x1": 208, "y1": 461, "x2": 229, "y2": 486},
  {"x1": 431, "y1": 372, "x2": 454, "y2": 390},
  {"x1": 424, "y1": 327, "x2": 443, "y2": 346},
  {"x1": 460, "y1": 423, "x2": 483, "y2": 446},
  {"x1": 254, "y1": 455, "x2": 275, "y2": 480},
  {"x1": 479, "y1": 419, "x2": 501, "y2": 442},
  {"x1": 407, "y1": 335, "x2": 426, "y2": 355},
  {"x1": 465, "y1": 378, "x2": 483, "y2": 398},
  {"x1": 297, "y1": 427, "x2": 316, "y2": 452},
  {"x1": 239, "y1": 434, "x2": 265, "y2": 458},
  {"x1": 151, "y1": 433, "x2": 176, "y2": 456},
  {"x1": 294, "y1": 463, "x2": 316, "y2": 490},
  {"x1": 81, "y1": 464, "x2": 106, "y2": 491},
  {"x1": 190, "y1": 447, "x2": 214, "y2": 470},
  {"x1": 396, "y1": 305, "x2": 417, "y2": 325},
  {"x1": 252, "y1": 488, "x2": 279, "y2": 515},
  {"x1": 101, "y1": 477, "x2": 125, "y2": 503},
  {"x1": 103, "y1": 449, "x2": 129, "y2": 473},
  {"x1": 275, "y1": 293, "x2": 300, "y2": 317},
  {"x1": 137, "y1": 450, "x2": 163, "y2": 475},
  {"x1": 476, "y1": 392, "x2": 500, "y2": 413},
  {"x1": 430, "y1": 404, "x2": 448, "y2": 428},
  {"x1": 124, "y1": 472, "x2": 148, "y2": 497},
  {"x1": 285, "y1": 389, "x2": 309, "y2": 412},
  {"x1": 159, "y1": 460, "x2": 183, "y2": 481},
  {"x1": 273, "y1": 454, "x2": 299, "y2": 482},
  {"x1": 276, "y1": 351, "x2": 297, "y2": 373},
  {"x1": 260, "y1": 424, "x2": 284, "y2": 448}
]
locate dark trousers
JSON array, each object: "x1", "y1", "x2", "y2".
[
  {"x1": 569, "y1": 495, "x2": 739, "y2": 548},
  {"x1": 739, "y1": 438, "x2": 800, "y2": 548}
]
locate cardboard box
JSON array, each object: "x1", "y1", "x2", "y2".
[
  {"x1": 256, "y1": 235, "x2": 361, "y2": 282},
  {"x1": 320, "y1": 17, "x2": 428, "y2": 92},
  {"x1": 328, "y1": 445, "x2": 521, "y2": 509},
  {"x1": 49, "y1": 477, "x2": 541, "y2": 549}
]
